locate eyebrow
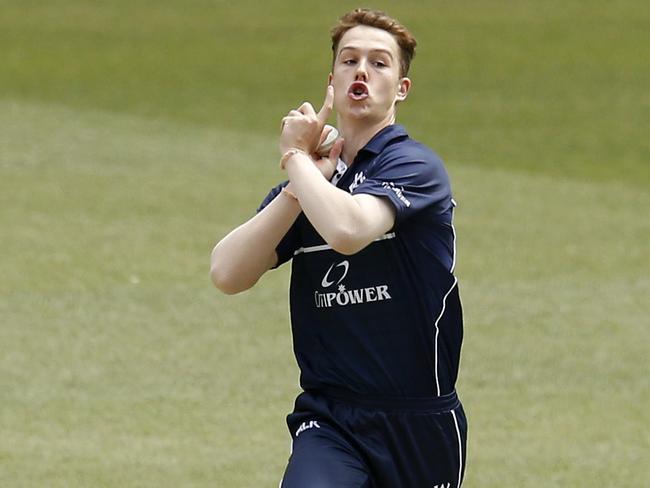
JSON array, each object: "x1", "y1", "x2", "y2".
[{"x1": 339, "y1": 46, "x2": 394, "y2": 59}]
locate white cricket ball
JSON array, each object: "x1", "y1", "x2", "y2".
[{"x1": 316, "y1": 124, "x2": 339, "y2": 157}]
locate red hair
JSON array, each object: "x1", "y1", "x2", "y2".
[{"x1": 331, "y1": 8, "x2": 417, "y2": 77}]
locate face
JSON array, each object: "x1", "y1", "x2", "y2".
[{"x1": 329, "y1": 25, "x2": 411, "y2": 124}]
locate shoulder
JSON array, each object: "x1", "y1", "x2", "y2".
[
  {"x1": 385, "y1": 137, "x2": 444, "y2": 168},
  {"x1": 372, "y1": 137, "x2": 450, "y2": 186}
]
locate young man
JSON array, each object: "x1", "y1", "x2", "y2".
[{"x1": 211, "y1": 8, "x2": 467, "y2": 487}]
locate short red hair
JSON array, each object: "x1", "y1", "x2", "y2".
[{"x1": 331, "y1": 8, "x2": 417, "y2": 77}]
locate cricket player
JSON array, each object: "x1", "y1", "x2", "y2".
[{"x1": 211, "y1": 8, "x2": 467, "y2": 487}]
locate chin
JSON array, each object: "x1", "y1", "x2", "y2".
[{"x1": 341, "y1": 104, "x2": 374, "y2": 120}]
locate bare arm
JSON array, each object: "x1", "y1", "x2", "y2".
[
  {"x1": 210, "y1": 185, "x2": 300, "y2": 294},
  {"x1": 286, "y1": 153, "x2": 395, "y2": 255},
  {"x1": 280, "y1": 86, "x2": 396, "y2": 255},
  {"x1": 212, "y1": 84, "x2": 394, "y2": 294},
  {"x1": 210, "y1": 128, "x2": 343, "y2": 294}
]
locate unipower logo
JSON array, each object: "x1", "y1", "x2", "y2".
[{"x1": 314, "y1": 260, "x2": 392, "y2": 308}]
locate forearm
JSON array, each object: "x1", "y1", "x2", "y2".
[
  {"x1": 286, "y1": 153, "x2": 375, "y2": 255},
  {"x1": 274, "y1": 85, "x2": 393, "y2": 255},
  {"x1": 210, "y1": 187, "x2": 300, "y2": 294}
]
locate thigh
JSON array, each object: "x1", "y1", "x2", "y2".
[
  {"x1": 360, "y1": 406, "x2": 468, "y2": 488},
  {"x1": 280, "y1": 421, "x2": 372, "y2": 488}
]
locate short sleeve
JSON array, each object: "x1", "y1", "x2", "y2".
[
  {"x1": 257, "y1": 182, "x2": 301, "y2": 268},
  {"x1": 352, "y1": 145, "x2": 452, "y2": 224}
]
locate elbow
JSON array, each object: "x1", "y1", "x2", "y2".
[
  {"x1": 328, "y1": 228, "x2": 365, "y2": 256},
  {"x1": 332, "y1": 243, "x2": 364, "y2": 256},
  {"x1": 210, "y1": 244, "x2": 245, "y2": 294},
  {"x1": 210, "y1": 263, "x2": 248, "y2": 295}
]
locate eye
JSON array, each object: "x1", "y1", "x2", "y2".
[
  {"x1": 373, "y1": 60, "x2": 387, "y2": 68},
  {"x1": 343, "y1": 59, "x2": 357, "y2": 65}
]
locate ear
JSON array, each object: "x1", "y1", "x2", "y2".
[
  {"x1": 396, "y1": 77, "x2": 411, "y2": 102},
  {"x1": 328, "y1": 73, "x2": 333, "y2": 85}
]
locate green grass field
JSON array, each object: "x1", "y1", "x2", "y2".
[{"x1": 1, "y1": 1, "x2": 648, "y2": 486}]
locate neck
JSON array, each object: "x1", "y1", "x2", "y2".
[{"x1": 337, "y1": 111, "x2": 396, "y2": 164}]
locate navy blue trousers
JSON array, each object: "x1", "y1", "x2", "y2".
[{"x1": 280, "y1": 389, "x2": 467, "y2": 488}]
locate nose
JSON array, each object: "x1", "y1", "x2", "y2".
[{"x1": 355, "y1": 59, "x2": 368, "y2": 81}]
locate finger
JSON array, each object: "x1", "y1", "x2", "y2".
[
  {"x1": 281, "y1": 110, "x2": 303, "y2": 127},
  {"x1": 328, "y1": 137, "x2": 344, "y2": 162},
  {"x1": 298, "y1": 102, "x2": 316, "y2": 116},
  {"x1": 281, "y1": 115, "x2": 300, "y2": 130},
  {"x1": 317, "y1": 85, "x2": 334, "y2": 124}
]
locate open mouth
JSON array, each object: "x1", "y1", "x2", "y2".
[{"x1": 348, "y1": 82, "x2": 369, "y2": 101}]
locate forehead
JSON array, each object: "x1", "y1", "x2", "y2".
[{"x1": 336, "y1": 25, "x2": 400, "y2": 58}]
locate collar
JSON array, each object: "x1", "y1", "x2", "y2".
[{"x1": 358, "y1": 124, "x2": 409, "y2": 156}]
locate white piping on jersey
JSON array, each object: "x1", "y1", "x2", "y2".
[
  {"x1": 450, "y1": 198, "x2": 458, "y2": 274},
  {"x1": 292, "y1": 243, "x2": 331, "y2": 256},
  {"x1": 293, "y1": 232, "x2": 396, "y2": 256},
  {"x1": 434, "y1": 277, "x2": 458, "y2": 396},
  {"x1": 451, "y1": 409, "x2": 464, "y2": 488}
]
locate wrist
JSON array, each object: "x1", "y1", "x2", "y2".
[
  {"x1": 281, "y1": 186, "x2": 299, "y2": 201},
  {"x1": 279, "y1": 148, "x2": 309, "y2": 170}
]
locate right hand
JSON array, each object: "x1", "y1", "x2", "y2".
[{"x1": 279, "y1": 85, "x2": 334, "y2": 155}]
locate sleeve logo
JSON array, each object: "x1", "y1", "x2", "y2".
[{"x1": 381, "y1": 181, "x2": 411, "y2": 207}]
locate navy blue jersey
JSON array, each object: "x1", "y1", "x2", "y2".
[{"x1": 259, "y1": 125, "x2": 463, "y2": 397}]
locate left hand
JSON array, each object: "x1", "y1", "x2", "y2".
[
  {"x1": 313, "y1": 137, "x2": 344, "y2": 181},
  {"x1": 280, "y1": 85, "x2": 334, "y2": 155}
]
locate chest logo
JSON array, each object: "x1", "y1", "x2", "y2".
[
  {"x1": 321, "y1": 260, "x2": 349, "y2": 288},
  {"x1": 349, "y1": 171, "x2": 366, "y2": 192},
  {"x1": 315, "y1": 260, "x2": 392, "y2": 309}
]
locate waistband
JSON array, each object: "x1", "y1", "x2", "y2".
[{"x1": 311, "y1": 387, "x2": 461, "y2": 413}]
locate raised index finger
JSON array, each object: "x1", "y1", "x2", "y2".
[{"x1": 317, "y1": 85, "x2": 334, "y2": 125}]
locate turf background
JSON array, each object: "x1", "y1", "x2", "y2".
[{"x1": 1, "y1": 1, "x2": 648, "y2": 486}]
